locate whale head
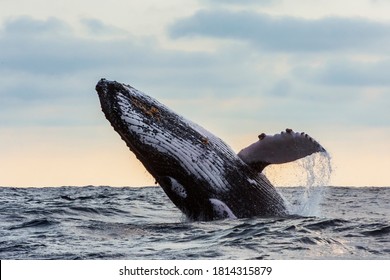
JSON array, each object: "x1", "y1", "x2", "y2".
[
  {"x1": 96, "y1": 79, "x2": 190, "y2": 176},
  {"x1": 96, "y1": 79, "x2": 287, "y2": 220}
]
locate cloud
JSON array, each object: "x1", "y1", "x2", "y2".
[
  {"x1": 1, "y1": 15, "x2": 389, "y2": 131},
  {"x1": 2, "y1": 16, "x2": 71, "y2": 35},
  {"x1": 0, "y1": 17, "x2": 146, "y2": 75},
  {"x1": 167, "y1": 8, "x2": 390, "y2": 130},
  {"x1": 80, "y1": 18, "x2": 127, "y2": 37},
  {"x1": 0, "y1": 16, "x2": 269, "y2": 127},
  {"x1": 295, "y1": 59, "x2": 390, "y2": 87},
  {"x1": 0, "y1": 17, "x2": 127, "y2": 126},
  {"x1": 0, "y1": 16, "x2": 283, "y2": 93},
  {"x1": 200, "y1": 0, "x2": 278, "y2": 6},
  {"x1": 0, "y1": 16, "x2": 217, "y2": 78},
  {"x1": 169, "y1": 9, "x2": 390, "y2": 52}
]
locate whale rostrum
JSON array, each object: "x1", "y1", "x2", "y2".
[{"x1": 96, "y1": 79, "x2": 327, "y2": 221}]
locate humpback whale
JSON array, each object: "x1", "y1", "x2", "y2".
[{"x1": 96, "y1": 79, "x2": 326, "y2": 221}]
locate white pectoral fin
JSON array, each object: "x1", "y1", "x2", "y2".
[
  {"x1": 209, "y1": 198, "x2": 237, "y2": 219},
  {"x1": 237, "y1": 129, "x2": 326, "y2": 172}
]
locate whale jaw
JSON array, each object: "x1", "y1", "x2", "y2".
[{"x1": 96, "y1": 79, "x2": 287, "y2": 221}]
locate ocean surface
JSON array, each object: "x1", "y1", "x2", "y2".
[{"x1": 0, "y1": 185, "x2": 389, "y2": 260}]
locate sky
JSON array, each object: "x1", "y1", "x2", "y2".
[{"x1": 1, "y1": 0, "x2": 389, "y2": 187}]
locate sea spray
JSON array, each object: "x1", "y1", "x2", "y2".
[
  {"x1": 293, "y1": 152, "x2": 332, "y2": 216},
  {"x1": 263, "y1": 152, "x2": 332, "y2": 217}
]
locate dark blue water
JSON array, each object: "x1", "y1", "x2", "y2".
[{"x1": 0, "y1": 186, "x2": 389, "y2": 259}]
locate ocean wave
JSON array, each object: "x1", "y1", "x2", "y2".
[{"x1": 0, "y1": 186, "x2": 389, "y2": 259}]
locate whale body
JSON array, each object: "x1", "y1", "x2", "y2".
[{"x1": 96, "y1": 79, "x2": 326, "y2": 221}]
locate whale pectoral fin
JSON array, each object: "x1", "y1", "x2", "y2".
[
  {"x1": 237, "y1": 129, "x2": 326, "y2": 172},
  {"x1": 209, "y1": 199, "x2": 237, "y2": 220}
]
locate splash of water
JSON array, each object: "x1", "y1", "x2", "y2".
[
  {"x1": 264, "y1": 152, "x2": 332, "y2": 217},
  {"x1": 292, "y1": 152, "x2": 332, "y2": 217}
]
